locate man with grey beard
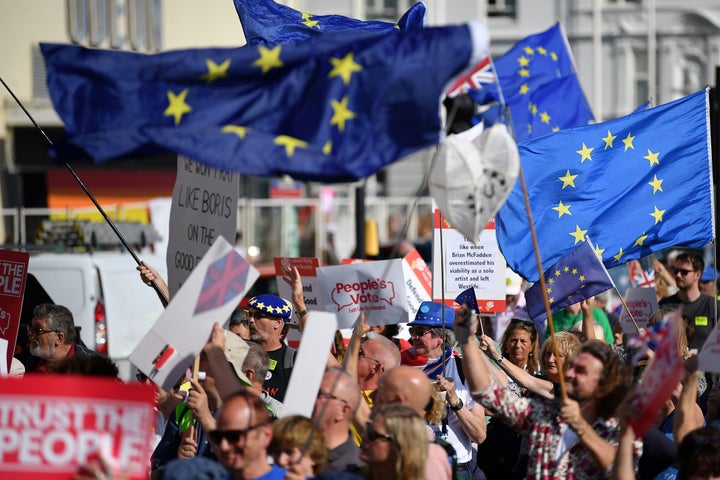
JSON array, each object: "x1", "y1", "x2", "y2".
[{"x1": 26, "y1": 303, "x2": 98, "y2": 373}]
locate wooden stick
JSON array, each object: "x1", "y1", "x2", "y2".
[{"x1": 614, "y1": 286, "x2": 641, "y2": 332}]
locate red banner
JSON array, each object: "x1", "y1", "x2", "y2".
[
  {"x1": 0, "y1": 249, "x2": 29, "y2": 372},
  {"x1": 0, "y1": 375, "x2": 156, "y2": 480}
]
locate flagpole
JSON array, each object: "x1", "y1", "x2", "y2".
[
  {"x1": 0, "y1": 76, "x2": 169, "y2": 306},
  {"x1": 613, "y1": 286, "x2": 640, "y2": 332}
]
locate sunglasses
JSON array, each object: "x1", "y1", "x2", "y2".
[
  {"x1": 672, "y1": 268, "x2": 695, "y2": 276},
  {"x1": 208, "y1": 423, "x2": 268, "y2": 444},
  {"x1": 364, "y1": 422, "x2": 392, "y2": 442},
  {"x1": 408, "y1": 326, "x2": 433, "y2": 337}
]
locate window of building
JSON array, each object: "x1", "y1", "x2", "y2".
[
  {"x1": 488, "y1": 0, "x2": 516, "y2": 18},
  {"x1": 633, "y1": 48, "x2": 649, "y2": 106}
]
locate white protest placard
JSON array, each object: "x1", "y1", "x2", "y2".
[
  {"x1": 318, "y1": 259, "x2": 409, "y2": 328},
  {"x1": 130, "y1": 236, "x2": 258, "y2": 391},
  {"x1": 274, "y1": 257, "x2": 322, "y2": 321},
  {"x1": 398, "y1": 247, "x2": 433, "y2": 318},
  {"x1": 619, "y1": 287, "x2": 658, "y2": 333},
  {"x1": 432, "y1": 208, "x2": 505, "y2": 313},
  {"x1": 167, "y1": 156, "x2": 238, "y2": 298},
  {"x1": 281, "y1": 312, "x2": 338, "y2": 418},
  {"x1": 698, "y1": 322, "x2": 720, "y2": 373}
]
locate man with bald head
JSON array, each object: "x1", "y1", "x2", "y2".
[
  {"x1": 210, "y1": 390, "x2": 284, "y2": 480},
  {"x1": 357, "y1": 334, "x2": 401, "y2": 392},
  {"x1": 312, "y1": 367, "x2": 363, "y2": 473}
]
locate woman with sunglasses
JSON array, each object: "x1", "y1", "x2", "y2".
[{"x1": 359, "y1": 403, "x2": 428, "y2": 480}]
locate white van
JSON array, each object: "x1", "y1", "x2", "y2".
[{"x1": 27, "y1": 251, "x2": 167, "y2": 380}]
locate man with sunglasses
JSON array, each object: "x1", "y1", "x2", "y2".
[
  {"x1": 244, "y1": 294, "x2": 297, "y2": 402},
  {"x1": 401, "y1": 301, "x2": 487, "y2": 480},
  {"x1": 210, "y1": 391, "x2": 283, "y2": 480},
  {"x1": 660, "y1": 251, "x2": 719, "y2": 351},
  {"x1": 25, "y1": 303, "x2": 100, "y2": 373}
]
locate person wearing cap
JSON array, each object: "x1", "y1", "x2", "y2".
[
  {"x1": 400, "y1": 301, "x2": 487, "y2": 480},
  {"x1": 245, "y1": 294, "x2": 297, "y2": 402},
  {"x1": 699, "y1": 265, "x2": 720, "y2": 300}
]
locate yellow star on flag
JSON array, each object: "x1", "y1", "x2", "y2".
[
  {"x1": 634, "y1": 233, "x2": 648, "y2": 247},
  {"x1": 322, "y1": 141, "x2": 332, "y2": 155},
  {"x1": 519, "y1": 68, "x2": 530, "y2": 77},
  {"x1": 524, "y1": 46, "x2": 534, "y2": 55},
  {"x1": 222, "y1": 125, "x2": 248, "y2": 139},
  {"x1": 274, "y1": 135, "x2": 308, "y2": 157},
  {"x1": 518, "y1": 56, "x2": 530, "y2": 67},
  {"x1": 564, "y1": 266, "x2": 570, "y2": 272},
  {"x1": 552, "y1": 201, "x2": 571, "y2": 217},
  {"x1": 548, "y1": 278, "x2": 554, "y2": 285},
  {"x1": 570, "y1": 225, "x2": 588, "y2": 244},
  {"x1": 549, "y1": 297, "x2": 555, "y2": 304},
  {"x1": 540, "y1": 112, "x2": 551, "y2": 124},
  {"x1": 200, "y1": 59, "x2": 231, "y2": 83},
  {"x1": 602, "y1": 130, "x2": 616, "y2": 149},
  {"x1": 537, "y1": 46, "x2": 547, "y2": 55},
  {"x1": 328, "y1": 53, "x2": 363, "y2": 85},
  {"x1": 579, "y1": 275, "x2": 585, "y2": 282},
  {"x1": 252, "y1": 45, "x2": 283, "y2": 74},
  {"x1": 644, "y1": 149, "x2": 660, "y2": 166},
  {"x1": 552, "y1": 126, "x2": 560, "y2": 132},
  {"x1": 301, "y1": 12, "x2": 319, "y2": 28},
  {"x1": 555, "y1": 269, "x2": 561, "y2": 277},
  {"x1": 613, "y1": 248, "x2": 624, "y2": 262},
  {"x1": 594, "y1": 243, "x2": 605, "y2": 258},
  {"x1": 530, "y1": 103, "x2": 538, "y2": 115},
  {"x1": 576, "y1": 143, "x2": 594, "y2": 163},
  {"x1": 571, "y1": 268, "x2": 578, "y2": 275},
  {"x1": 330, "y1": 95, "x2": 356, "y2": 132},
  {"x1": 558, "y1": 170, "x2": 577, "y2": 189},
  {"x1": 622, "y1": 132, "x2": 635, "y2": 151},
  {"x1": 648, "y1": 175, "x2": 664, "y2": 194},
  {"x1": 519, "y1": 84, "x2": 530, "y2": 95},
  {"x1": 164, "y1": 89, "x2": 192, "y2": 125},
  {"x1": 650, "y1": 206, "x2": 665, "y2": 224}
]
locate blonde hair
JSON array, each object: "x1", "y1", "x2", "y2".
[
  {"x1": 371, "y1": 403, "x2": 428, "y2": 480},
  {"x1": 540, "y1": 331, "x2": 580, "y2": 372},
  {"x1": 270, "y1": 415, "x2": 327, "y2": 474}
]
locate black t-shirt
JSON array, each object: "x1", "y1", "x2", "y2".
[
  {"x1": 659, "y1": 293, "x2": 719, "y2": 350},
  {"x1": 262, "y1": 343, "x2": 295, "y2": 402}
]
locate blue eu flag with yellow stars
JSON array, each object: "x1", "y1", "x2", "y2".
[
  {"x1": 473, "y1": 23, "x2": 594, "y2": 141},
  {"x1": 524, "y1": 239, "x2": 614, "y2": 322},
  {"x1": 41, "y1": 21, "x2": 486, "y2": 183},
  {"x1": 234, "y1": 0, "x2": 426, "y2": 46},
  {"x1": 498, "y1": 89, "x2": 713, "y2": 282}
]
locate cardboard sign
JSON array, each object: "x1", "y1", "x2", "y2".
[
  {"x1": 130, "y1": 236, "x2": 258, "y2": 391},
  {"x1": 0, "y1": 375, "x2": 155, "y2": 480},
  {"x1": 432, "y1": 209, "x2": 505, "y2": 313},
  {"x1": 167, "y1": 156, "x2": 239, "y2": 298},
  {"x1": 0, "y1": 249, "x2": 29, "y2": 372},
  {"x1": 274, "y1": 257, "x2": 322, "y2": 322},
  {"x1": 281, "y1": 312, "x2": 338, "y2": 419},
  {"x1": 318, "y1": 259, "x2": 409, "y2": 328},
  {"x1": 619, "y1": 287, "x2": 658, "y2": 333}
]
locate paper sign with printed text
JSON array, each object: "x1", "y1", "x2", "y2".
[
  {"x1": 619, "y1": 287, "x2": 658, "y2": 334},
  {"x1": 0, "y1": 249, "x2": 28, "y2": 373}
]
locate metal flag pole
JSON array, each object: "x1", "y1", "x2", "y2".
[{"x1": 0, "y1": 75, "x2": 169, "y2": 306}]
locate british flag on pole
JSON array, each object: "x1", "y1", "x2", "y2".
[{"x1": 446, "y1": 55, "x2": 497, "y2": 98}]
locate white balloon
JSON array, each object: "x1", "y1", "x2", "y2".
[{"x1": 429, "y1": 124, "x2": 519, "y2": 244}]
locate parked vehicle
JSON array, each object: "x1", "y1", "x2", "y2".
[{"x1": 24, "y1": 251, "x2": 167, "y2": 380}]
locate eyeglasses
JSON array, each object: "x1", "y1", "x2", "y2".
[
  {"x1": 25, "y1": 326, "x2": 59, "y2": 337},
  {"x1": 672, "y1": 268, "x2": 695, "y2": 276},
  {"x1": 359, "y1": 349, "x2": 384, "y2": 369},
  {"x1": 317, "y1": 389, "x2": 349, "y2": 406},
  {"x1": 408, "y1": 326, "x2": 433, "y2": 337},
  {"x1": 364, "y1": 422, "x2": 392, "y2": 442},
  {"x1": 208, "y1": 423, "x2": 268, "y2": 444},
  {"x1": 245, "y1": 309, "x2": 281, "y2": 321}
]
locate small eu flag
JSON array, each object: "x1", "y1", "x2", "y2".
[{"x1": 524, "y1": 239, "x2": 614, "y2": 322}]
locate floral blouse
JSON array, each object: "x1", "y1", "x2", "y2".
[{"x1": 474, "y1": 379, "x2": 642, "y2": 479}]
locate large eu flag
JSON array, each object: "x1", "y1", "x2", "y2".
[
  {"x1": 473, "y1": 23, "x2": 594, "y2": 141},
  {"x1": 234, "y1": 0, "x2": 426, "y2": 46},
  {"x1": 498, "y1": 89, "x2": 714, "y2": 282},
  {"x1": 42, "y1": 21, "x2": 487, "y2": 183},
  {"x1": 524, "y1": 239, "x2": 614, "y2": 321}
]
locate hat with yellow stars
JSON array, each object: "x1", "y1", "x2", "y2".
[{"x1": 247, "y1": 294, "x2": 293, "y2": 321}]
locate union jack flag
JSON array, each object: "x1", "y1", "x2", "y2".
[
  {"x1": 629, "y1": 261, "x2": 655, "y2": 289},
  {"x1": 194, "y1": 249, "x2": 250, "y2": 315},
  {"x1": 446, "y1": 56, "x2": 497, "y2": 98}
]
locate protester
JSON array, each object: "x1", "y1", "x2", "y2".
[
  {"x1": 699, "y1": 266, "x2": 719, "y2": 299},
  {"x1": 400, "y1": 301, "x2": 487, "y2": 479},
  {"x1": 270, "y1": 415, "x2": 328, "y2": 478},
  {"x1": 659, "y1": 251, "x2": 720, "y2": 351},
  {"x1": 25, "y1": 303, "x2": 101, "y2": 373},
  {"x1": 209, "y1": 391, "x2": 283, "y2": 480},
  {"x1": 455, "y1": 304, "x2": 640, "y2": 478}
]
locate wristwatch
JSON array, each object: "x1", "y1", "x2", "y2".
[
  {"x1": 296, "y1": 308, "x2": 308, "y2": 317},
  {"x1": 449, "y1": 398, "x2": 464, "y2": 412}
]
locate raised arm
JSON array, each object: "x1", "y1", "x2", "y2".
[
  {"x1": 673, "y1": 356, "x2": 705, "y2": 445},
  {"x1": 453, "y1": 304, "x2": 492, "y2": 394},
  {"x1": 137, "y1": 261, "x2": 169, "y2": 307}
]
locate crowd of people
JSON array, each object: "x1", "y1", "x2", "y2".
[{"x1": 8, "y1": 249, "x2": 720, "y2": 480}]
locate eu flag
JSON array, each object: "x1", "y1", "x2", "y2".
[
  {"x1": 498, "y1": 89, "x2": 714, "y2": 282},
  {"x1": 473, "y1": 23, "x2": 594, "y2": 141},
  {"x1": 42, "y1": 21, "x2": 488, "y2": 183},
  {"x1": 524, "y1": 239, "x2": 614, "y2": 322},
  {"x1": 234, "y1": 0, "x2": 426, "y2": 46}
]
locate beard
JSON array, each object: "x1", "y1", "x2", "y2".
[{"x1": 29, "y1": 342, "x2": 56, "y2": 360}]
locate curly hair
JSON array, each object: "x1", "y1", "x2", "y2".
[
  {"x1": 500, "y1": 319, "x2": 540, "y2": 372},
  {"x1": 579, "y1": 340, "x2": 630, "y2": 419}
]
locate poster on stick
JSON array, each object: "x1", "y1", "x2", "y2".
[
  {"x1": 618, "y1": 287, "x2": 658, "y2": 334},
  {"x1": 0, "y1": 249, "x2": 29, "y2": 373},
  {"x1": 0, "y1": 375, "x2": 155, "y2": 480},
  {"x1": 432, "y1": 209, "x2": 505, "y2": 313}
]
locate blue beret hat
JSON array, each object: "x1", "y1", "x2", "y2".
[
  {"x1": 409, "y1": 301, "x2": 455, "y2": 329},
  {"x1": 247, "y1": 294, "x2": 292, "y2": 320}
]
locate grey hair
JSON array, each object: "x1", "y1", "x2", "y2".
[{"x1": 32, "y1": 303, "x2": 76, "y2": 344}]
